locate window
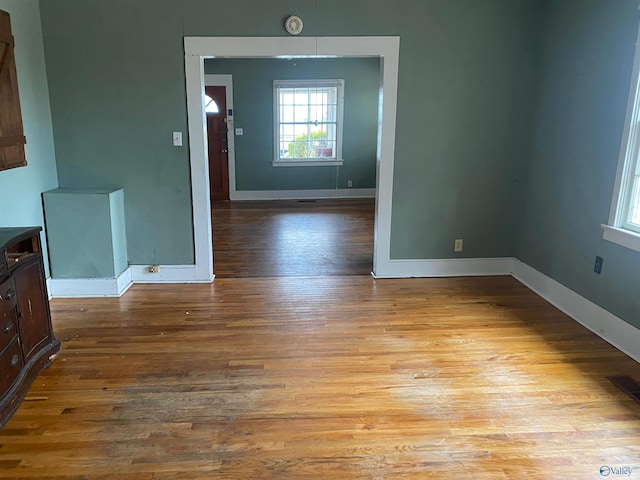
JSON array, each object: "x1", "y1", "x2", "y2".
[
  {"x1": 204, "y1": 95, "x2": 219, "y2": 114},
  {"x1": 604, "y1": 25, "x2": 640, "y2": 252},
  {"x1": 273, "y1": 79, "x2": 344, "y2": 167}
]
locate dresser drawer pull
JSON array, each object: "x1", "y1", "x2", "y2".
[
  {"x1": 10, "y1": 354, "x2": 19, "y2": 368},
  {"x1": 4, "y1": 289, "x2": 15, "y2": 301},
  {"x1": 3, "y1": 322, "x2": 13, "y2": 334}
]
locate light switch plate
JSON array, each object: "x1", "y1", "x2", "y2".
[
  {"x1": 235, "y1": 128, "x2": 243, "y2": 136},
  {"x1": 172, "y1": 131, "x2": 182, "y2": 146}
]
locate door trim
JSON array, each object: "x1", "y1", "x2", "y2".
[
  {"x1": 204, "y1": 75, "x2": 236, "y2": 200},
  {"x1": 184, "y1": 36, "x2": 400, "y2": 280}
]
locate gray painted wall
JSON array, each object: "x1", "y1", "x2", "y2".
[
  {"x1": 205, "y1": 57, "x2": 379, "y2": 191},
  {"x1": 39, "y1": 0, "x2": 538, "y2": 266},
  {"x1": 516, "y1": 0, "x2": 640, "y2": 328},
  {"x1": 0, "y1": 0, "x2": 58, "y2": 276}
]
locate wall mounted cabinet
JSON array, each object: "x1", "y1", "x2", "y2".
[{"x1": 0, "y1": 10, "x2": 27, "y2": 171}]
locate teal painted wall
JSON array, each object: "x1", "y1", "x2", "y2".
[
  {"x1": 516, "y1": 0, "x2": 640, "y2": 328},
  {"x1": 39, "y1": 0, "x2": 538, "y2": 265},
  {"x1": 39, "y1": 0, "x2": 193, "y2": 266},
  {"x1": 34, "y1": 0, "x2": 640, "y2": 335},
  {"x1": 0, "y1": 0, "x2": 58, "y2": 276},
  {"x1": 204, "y1": 57, "x2": 380, "y2": 191}
]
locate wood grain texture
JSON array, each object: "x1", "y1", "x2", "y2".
[
  {"x1": 0, "y1": 10, "x2": 27, "y2": 171},
  {"x1": 1, "y1": 275, "x2": 640, "y2": 478},
  {"x1": 211, "y1": 199, "x2": 374, "y2": 278}
]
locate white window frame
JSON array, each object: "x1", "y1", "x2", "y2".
[
  {"x1": 603, "y1": 23, "x2": 640, "y2": 253},
  {"x1": 272, "y1": 79, "x2": 345, "y2": 167}
]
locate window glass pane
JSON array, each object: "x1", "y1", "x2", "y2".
[
  {"x1": 629, "y1": 175, "x2": 640, "y2": 226},
  {"x1": 325, "y1": 124, "x2": 337, "y2": 142},
  {"x1": 325, "y1": 105, "x2": 337, "y2": 123},
  {"x1": 293, "y1": 124, "x2": 309, "y2": 137},
  {"x1": 281, "y1": 91, "x2": 295, "y2": 105},
  {"x1": 294, "y1": 90, "x2": 309, "y2": 105},
  {"x1": 280, "y1": 124, "x2": 294, "y2": 140},
  {"x1": 309, "y1": 105, "x2": 335, "y2": 123},
  {"x1": 204, "y1": 95, "x2": 219, "y2": 114},
  {"x1": 281, "y1": 105, "x2": 292, "y2": 123},
  {"x1": 294, "y1": 105, "x2": 308, "y2": 123},
  {"x1": 326, "y1": 140, "x2": 337, "y2": 157},
  {"x1": 275, "y1": 81, "x2": 341, "y2": 162},
  {"x1": 309, "y1": 124, "x2": 330, "y2": 158}
]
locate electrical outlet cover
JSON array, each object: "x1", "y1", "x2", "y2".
[{"x1": 594, "y1": 256, "x2": 603, "y2": 274}]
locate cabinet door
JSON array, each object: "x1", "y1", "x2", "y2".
[
  {"x1": 13, "y1": 260, "x2": 51, "y2": 360},
  {"x1": 0, "y1": 10, "x2": 27, "y2": 171}
]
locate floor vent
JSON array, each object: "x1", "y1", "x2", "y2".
[{"x1": 608, "y1": 376, "x2": 640, "y2": 405}]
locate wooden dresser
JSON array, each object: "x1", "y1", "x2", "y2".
[{"x1": 0, "y1": 227, "x2": 60, "y2": 428}]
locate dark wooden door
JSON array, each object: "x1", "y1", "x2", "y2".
[{"x1": 205, "y1": 86, "x2": 229, "y2": 201}]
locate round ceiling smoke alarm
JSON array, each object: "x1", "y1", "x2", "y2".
[{"x1": 285, "y1": 15, "x2": 303, "y2": 35}]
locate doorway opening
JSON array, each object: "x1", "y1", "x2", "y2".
[
  {"x1": 184, "y1": 37, "x2": 400, "y2": 282},
  {"x1": 204, "y1": 57, "x2": 379, "y2": 278}
]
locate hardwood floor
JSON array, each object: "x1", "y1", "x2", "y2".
[
  {"x1": 1, "y1": 276, "x2": 640, "y2": 478},
  {"x1": 211, "y1": 199, "x2": 374, "y2": 278}
]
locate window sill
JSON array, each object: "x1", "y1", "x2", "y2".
[
  {"x1": 272, "y1": 159, "x2": 344, "y2": 167},
  {"x1": 602, "y1": 224, "x2": 640, "y2": 253}
]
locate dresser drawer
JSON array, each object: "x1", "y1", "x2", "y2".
[
  {"x1": 0, "y1": 313, "x2": 16, "y2": 353},
  {"x1": 0, "y1": 276, "x2": 17, "y2": 314},
  {"x1": 0, "y1": 338, "x2": 23, "y2": 394},
  {"x1": 0, "y1": 277, "x2": 17, "y2": 351}
]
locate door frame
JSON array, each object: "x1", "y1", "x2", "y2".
[
  {"x1": 204, "y1": 74, "x2": 237, "y2": 200},
  {"x1": 184, "y1": 36, "x2": 400, "y2": 281}
]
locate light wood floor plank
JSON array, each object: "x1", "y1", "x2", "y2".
[
  {"x1": 211, "y1": 199, "x2": 374, "y2": 277},
  {"x1": 0, "y1": 276, "x2": 639, "y2": 478}
]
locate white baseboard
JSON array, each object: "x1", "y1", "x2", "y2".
[
  {"x1": 511, "y1": 259, "x2": 640, "y2": 364},
  {"x1": 49, "y1": 267, "x2": 132, "y2": 298},
  {"x1": 49, "y1": 265, "x2": 214, "y2": 298},
  {"x1": 129, "y1": 265, "x2": 214, "y2": 283},
  {"x1": 230, "y1": 188, "x2": 376, "y2": 201},
  {"x1": 372, "y1": 257, "x2": 514, "y2": 279}
]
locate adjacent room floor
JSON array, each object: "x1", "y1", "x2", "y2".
[{"x1": 211, "y1": 198, "x2": 375, "y2": 278}]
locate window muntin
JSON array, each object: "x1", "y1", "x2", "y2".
[{"x1": 274, "y1": 79, "x2": 344, "y2": 164}]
